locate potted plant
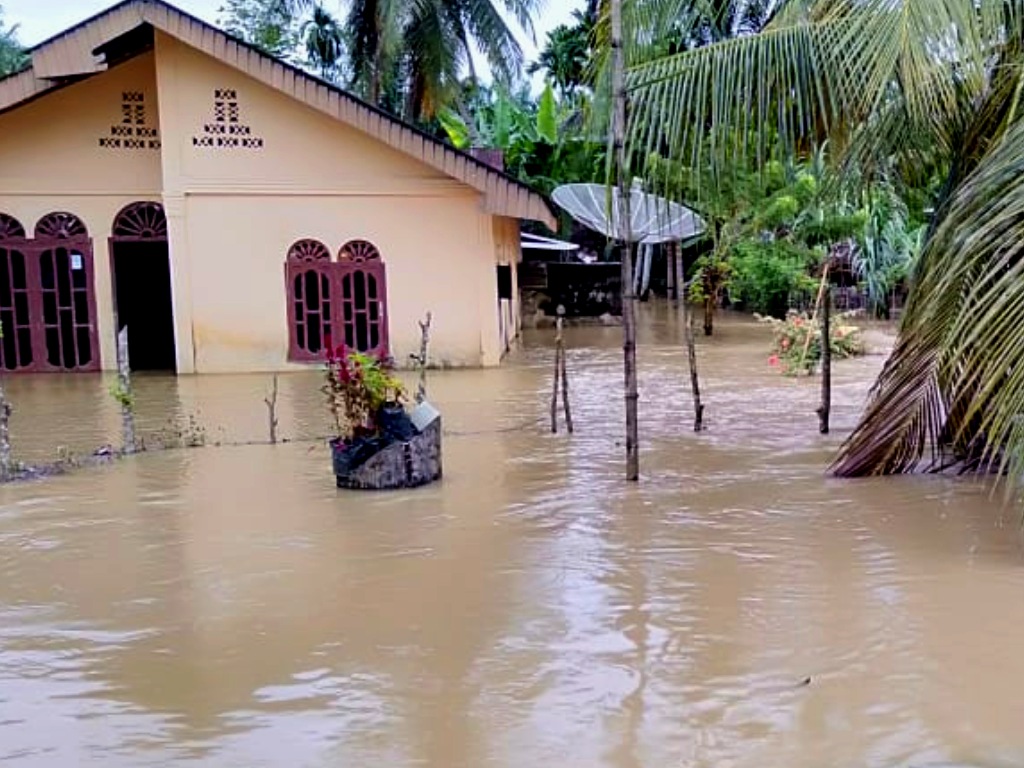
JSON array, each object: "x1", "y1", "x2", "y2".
[{"x1": 322, "y1": 344, "x2": 440, "y2": 489}]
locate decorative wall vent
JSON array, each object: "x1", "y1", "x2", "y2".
[
  {"x1": 99, "y1": 91, "x2": 161, "y2": 151},
  {"x1": 192, "y1": 88, "x2": 265, "y2": 150}
]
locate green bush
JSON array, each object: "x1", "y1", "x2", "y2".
[{"x1": 728, "y1": 240, "x2": 817, "y2": 316}]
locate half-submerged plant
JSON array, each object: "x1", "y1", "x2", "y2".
[
  {"x1": 323, "y1": 343, "x2": 406, "y2": 443},
  {"x1": 757, "y1": 310, "x2": 865, "y2": 376}
]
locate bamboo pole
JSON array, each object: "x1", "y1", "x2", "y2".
[
  {"x1": 817, "y1": 288, "x2": 832, "y2": 434},
  {"x1": 611, "y1": 0, "x2": 639, "y2": 481},
  {"x1": 799, "y1": 265, "x2": 830, "y2": 374},
  {"x1": 550, "y1": 321, "x2": 561, "y2": 434}
]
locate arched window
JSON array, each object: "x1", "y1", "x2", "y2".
[
  {"x1": 0, "y1": 213, "x2": 31, "y2": 371},
  {"x1": 339, "y1": 240, "x2": 380, "y2": 263},
  {"x1": 285, "y1": 239, "x2": 389, "y2": 362},
  {"x1": 0, "y1": 213, "x2": 26, "y2": 240},
  {"x1": 337, "y1": 240, "x2": 388, "y2": 356},
  {"x1": 30, "y1": 211, "x2": 97, "y2": 371},
  {"x1": 34, "y1": 211, "x2": 88, "y2": 240},
  {"x1": 0, "y1": 211, "x2": 100, "y2": 372},
  {"x1": 286, "y1": 239, "x2": 334, "y2": 360},
  {"x1": 112, "y1": 202, "x2": 167, "y2": 240}
]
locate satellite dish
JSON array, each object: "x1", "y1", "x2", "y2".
[{"x1": 551, "y1": 183, "x2": 704, "y2": 244}]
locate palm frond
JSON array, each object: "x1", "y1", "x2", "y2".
[
  {"x1": 833, "y1": 118, "x2": 1024, "y2": 482},
  {"x1": 626, "y1": 0, "x2": 1003, "y2": 201}
]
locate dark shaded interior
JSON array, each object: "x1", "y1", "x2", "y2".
[{"x1": 112, "y1": 241, "x2": 176, "y2": 372}]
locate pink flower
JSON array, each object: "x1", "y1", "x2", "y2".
[{"x1": 768, "y1": 354, "x2": 780, "y2": 367}]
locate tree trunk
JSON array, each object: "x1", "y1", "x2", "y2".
[
  {"x1": 703, "y1": 295, "x2": 715, "y2": 336},
  {"x1": 611, "y1": 0, "x2": 639, "y2": 482}
]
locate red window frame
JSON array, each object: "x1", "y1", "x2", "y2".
[
  {"x1": 286, "y1": 239, "x2": 389, "y2": 362},
  {"x1": 0, "y1": 211, "x2": 99, "y2": 373}
]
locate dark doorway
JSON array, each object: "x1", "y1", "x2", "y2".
[{"x1": 110, "y1": 202, "x2": 176, "y2": 372}]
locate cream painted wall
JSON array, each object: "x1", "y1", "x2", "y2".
[
  {"x1": 0, "y1": 53, "x2": 162, "y2": 370},
  {"x1": 183, "y1": 195, "x2": 498, "y2": 371},
  {"x1": 154, "y1": 33, "x2": 508, "y2": 373}
]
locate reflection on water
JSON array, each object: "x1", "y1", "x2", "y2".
[{"x1": 1, "y1": 306, "x2": 1023, "y2": 767}]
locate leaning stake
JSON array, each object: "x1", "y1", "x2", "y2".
[{"x1": 610, "y1": 0, "x2": 639, "y2": 481}]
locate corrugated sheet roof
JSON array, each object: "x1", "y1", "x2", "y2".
[{"x1": 0, "y1": 0, "x2": 557, "y2": 228}]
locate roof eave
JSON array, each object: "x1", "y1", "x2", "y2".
[{"x1": 0, "y1": 0, "x2": 557, "y2": 228}]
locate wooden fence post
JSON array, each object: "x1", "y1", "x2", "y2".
[
  {"x1": 117, "y1": 327, "x2": 137, "y2": 455},
  {"x1": 817, "y1": 288, "x2": 832, "y2": 434},
  {"x1": 265, "y1": 374, "x2": 279, "y2": 444},
  {"x1": 684, "y1": 298, "x2": 705, "y2": 432},
  {"x1": 414, "y1": 312, "x2": 432, "y2": 405}
]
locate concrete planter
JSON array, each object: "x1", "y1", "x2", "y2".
[{"x1": 331, "y1": 402, "x2": 442, "y2": 490}]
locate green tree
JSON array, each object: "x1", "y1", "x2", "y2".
[
  {"x1": 649, "y1": 146, "x2": 863, "y2": 330},
  {"x1": 218, "y1": 0, "x2": 301, "y2": 59},
  {"x1": 624, "y1": 0, "x2": 1024, "y2": 487},
  {"x1": 529, "y1": 2, "x2": 600, "y2": 98},
  {"x1": 344, "y1": 0, "x2": 541, "y2": 122},
  {"x1": 303, "y1": 4, "x2": 345, "y2": 81},
  {"x1": 0, "y1": 5, "x2": 27, "y2": 78}
]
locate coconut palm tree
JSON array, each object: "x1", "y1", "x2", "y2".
[
  {"x1": 530, "y1": 2, "x2": 601, "y2": 98},
  {"x1": 623, "y1": 0, "x2": 1024, "y2": 489},
  {"x1": 344, "y1": 0, "x2": 542, "y2": 121}
]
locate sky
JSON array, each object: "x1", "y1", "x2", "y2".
[{"x1": 3, "y1": 0, "x2": 583, "y2": 71}]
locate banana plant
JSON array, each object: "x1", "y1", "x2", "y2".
[{"x1": 438, "y1": 81, "x2": 604, "y2": 199}]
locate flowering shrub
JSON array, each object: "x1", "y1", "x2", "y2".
[
  {"x1": 323, "y1": 343, "x2": 406, "y2": 441},
  {"x1": 756, "y1": 310, "x2": 865, "y2": 376}
]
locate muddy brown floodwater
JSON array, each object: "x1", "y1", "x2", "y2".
[{"x1": 1, "y1": 305, "x2": 1024, "y2": 767}]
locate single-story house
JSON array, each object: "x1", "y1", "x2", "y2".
[{"x1": 0, "y1": 0, "x2": 555, "y2": 374}]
